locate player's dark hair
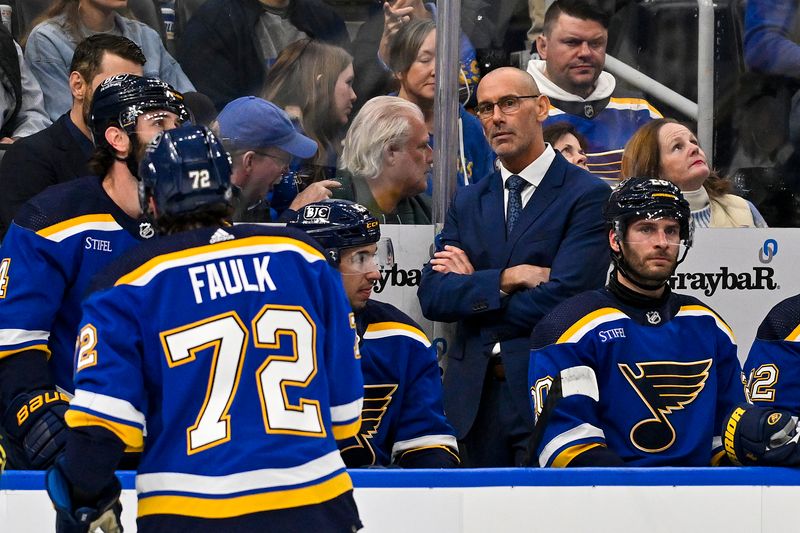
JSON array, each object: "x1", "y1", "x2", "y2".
[
  {"x1": 70, "y1": 35, "x2": 146, "y2": 85},
  {"x1": 151, "y1": 211, "x2": 233, "y2": 236},
  {"x1": 543, "y1": 122, "x2": 589, "y2": 151},
  {"x1": 543, "y1": 0, "x2": 610, "y2": 36},
  {"x1": 88, "y1": 145, "x2": 117, "y2": 178}
]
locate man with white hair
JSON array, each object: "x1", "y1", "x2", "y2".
[{"x1": 334, "y1": 95, "x2": 433, "y2": 224}]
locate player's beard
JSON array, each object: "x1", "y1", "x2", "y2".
[{"x1": 619, "y1": 243, "x2": 679, "y2": 288}]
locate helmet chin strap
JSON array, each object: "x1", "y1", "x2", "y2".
[{"x1": 113, "y1": 130, "x2": 142, "y2": 179}]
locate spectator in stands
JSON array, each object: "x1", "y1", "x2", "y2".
[
  {"x1": 288, "y1": 199, "x2": 460, "y2": 468},
  {"x1": 744, "y1": 0, "x2": 800, "y2": 78},
  {"x1": 334, "y1": 96, "x2": 432, "y2": 224},
  {"x1": 214, "y1": 96, "x2": 339, "y2": 222},
  {"x1": 0, "y1": 34, "x2": 145, "y2": 240},
  {"x1": 388, "y1": 19, "x2": 494, "y2": 193},
  {"x1": 0, "y1": 26, "x2": 50, "y2": 145},
  {"x1": 178, "y1": 0, "x2": 348, "y2": 112},
  {"x1": 418, "y1": 67, "x2": 609, "y2": 467},
  {"x1": 351, "y1": 0, "x2": 479, "y2": 113},
  {"x1": 262, "y1": 39, "x2": 355, "y2": 184},
  {"x1": 527, "y1": 0, "x2": 661, "y2": 183},
  {"x1": 23, "y1": 0, "x2": 194, "y2": 122},
  {"x1": 622, "y1": 118, "x2": 767, "y2": 228},
  {"x1": 543, "y1": 121, "x2": 588, "y2": 170}
]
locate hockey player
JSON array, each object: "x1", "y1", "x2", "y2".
[
  {"x1": 0, "y1": 73, "x2": 188, "y2": 470},
  {"x1": 718, "y1": 296, "x2": 800, "y2": 466},
  {"x1": 289, "y1": 200, "x2": 460, "y2": 468},
  {"x1": 46, "y1": 126, "x2": 364, "y2": 532},
  {"x1": 528, "y1": 177, "x2": 745, "y2": 467}
]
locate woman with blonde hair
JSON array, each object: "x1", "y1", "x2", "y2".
[
  {"x1": 622, "y1": 118, "x2": 767, "y2": 228},
  {"x1": 24, "y1": 0, "x2": 194, "y2": 121}
]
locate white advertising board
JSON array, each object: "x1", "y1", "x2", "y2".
[{"x1": 374, "y1": 226, "x2": 792, "y2": 363}]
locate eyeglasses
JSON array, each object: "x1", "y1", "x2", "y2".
[
  {"x1": 253, "y1": 151, "x2": 292, "y2": 167},
  {"x1": 475, "y1": 95, "x2": 540, "y2": 119}
]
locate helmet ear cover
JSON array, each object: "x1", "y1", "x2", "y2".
[{"x1": 138, "y1": 125, "x2": 234, "y2": 229}]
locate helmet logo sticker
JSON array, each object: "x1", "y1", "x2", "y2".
[{"x1": 303, "y1": 205, "x2": 331, "y2": 223}]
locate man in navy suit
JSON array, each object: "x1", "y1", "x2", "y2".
[{"x1": 418, "y1": 67, "x2": 610, "y2": 467}]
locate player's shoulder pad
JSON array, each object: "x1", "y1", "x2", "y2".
[
  {"x1": 755, "y1": 294, "x2": 800, "y2": 342},
  {"x1": 360, "y1": 300, "x2": 431, "y2": 348},
  {"x1": 672, "y1": 293, "x2": 736, "y2": 343},
  {"x1": 531, "y1": 289, "x2": 623, "y2": 350},
  {"x1": 12, "y1": 176, "x2": 111, "y2": 233}
]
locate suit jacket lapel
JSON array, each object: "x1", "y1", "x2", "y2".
[{"x1": 480, "y1": 172, "x2": 507, "y2": 267}]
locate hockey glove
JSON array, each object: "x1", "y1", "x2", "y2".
[
  {"x1": 2, "y1": 389, "x2": 69, "y2": 469},
  {"x1": 46, "y1": 457, "x2": 123, "y2": 533},
  {"x1": 723, "y1": 403, "x2": 800, "y2": 466}
]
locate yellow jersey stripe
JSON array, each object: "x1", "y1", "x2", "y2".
[
  {"x1": 364, "y1": 321, "x2": 431, "y2": 347},
  {"x1": 556, "y1": 308, "x2": 627, "y2": 344},
  {"x1": 551, "y1": 442, "x2": 605, "y2": 467},
  {"x1": 0, "y1": 344, "x2": 51, "y2": 360},
  {"x1": 37, "y1": 214, "x2": 119, "y2": 238},
  {"x1": 65, "y1": 410, "x2": 144, "y2": 451},
  {"x1": 137, "y1": 471, "x2": 352, "y2": 518},
  {"x1": 116, "y1": 236, "x2": 325, "y2": 286},
  {"x1": 785, "y1": 322, "x2": 800, "y2": 342},
  {"x1": 676, "y1": 305, "x2": 736, "y2": 344},
  {"x1": 332, "y1": 417, "x2": 362, "y2": 440}
]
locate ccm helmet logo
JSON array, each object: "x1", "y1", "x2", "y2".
[{"x1": 759, "y1": 239, "x2": 778, "y2": 264}]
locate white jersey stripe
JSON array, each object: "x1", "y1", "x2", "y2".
[
  {"x1": 362, "y1": 328, "x2": 431, "y2": 347},
  {"x1": 540, "y1": 423, "x2": 605, "y2": 468},
  {"x1": 391, "y1": 434, "x2": 458, "y2": 458},
  {"x1": 122, "y1": 243, "x2": 325, "y2": 287},
  {"x1": 44, "y1": 221, "x2": 123, "y2": 243},
  {"x1": 71, "y1": 389, "x2": 146, "y2": 428},
  {"x1": 0, "y1": 328, "x2": 49, "y2": 346},
  {"x1": 676, "y1": 307, "x2": 736, "y2": 345},
  {"x1": 136, "y1": 449, "x2": 346, "y2": 496},
  {"x1": 330, "y1": 397, "x2": 363, "y2": 423}
]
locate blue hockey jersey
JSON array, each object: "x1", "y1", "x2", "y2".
[
  {"x1": 339, "y1": 299, "x2": 458, "y2": 467},
  {"x1": 529, "y1": 288, "x2": 745, "y2": 467},
  {"x1": 744, "y1": 294, "x2": 800, "y2": 410},
  {"x1": 544, "y1": 97, "x2": 661, "y2": 184},
  {"x1": 0, "y1": 176, "x2": 153, "y2": 391},
  {"x1": 66, "y1": 224, "x2": 363, "y2": 520}
]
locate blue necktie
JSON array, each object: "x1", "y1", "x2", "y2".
[{"x1": 506, "y1": 175, "x2": 527, "y2": 235}]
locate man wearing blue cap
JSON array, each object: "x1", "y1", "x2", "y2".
[{"x1": 215, "y1": 96, "x2": 341, "y2": 222}]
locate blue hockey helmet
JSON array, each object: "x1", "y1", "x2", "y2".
[
  {"x1": 90, "y1": 74, "x2": 190, "y2": 149},
  {"x1": 138, "y1": 125, "x2": 234, "y2": 224},
  {"x1": 286, "y1": 200, "x2": 381, "y2": 264}
]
